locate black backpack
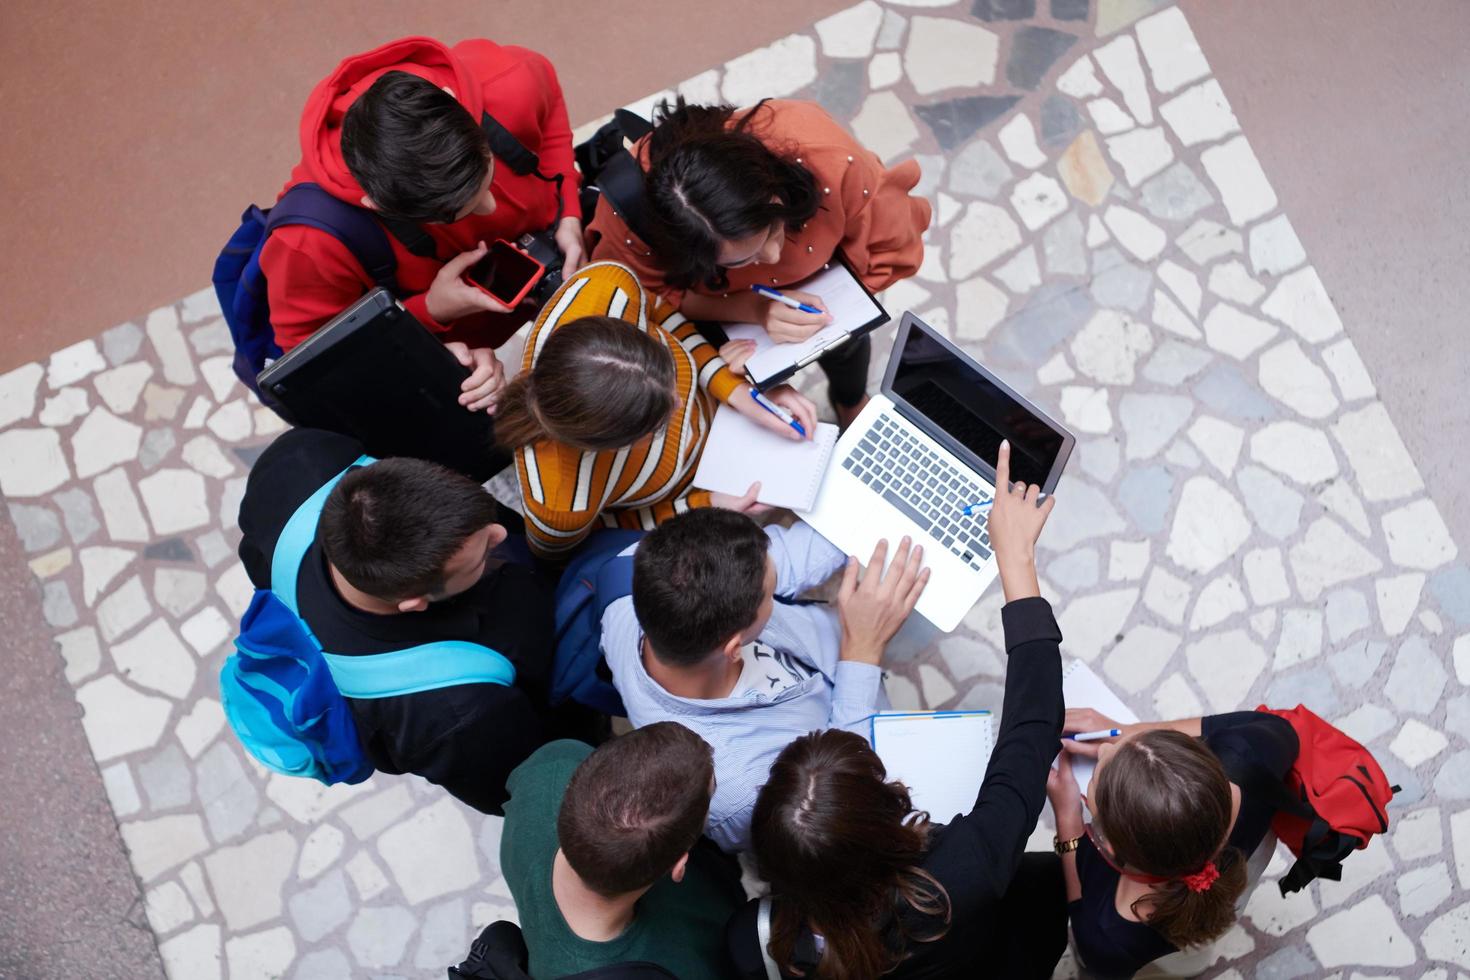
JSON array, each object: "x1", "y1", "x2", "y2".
[
  {"x1": 575, "y1": 109, "x2": 654, "y2": 244},
  {"x1": 450, "y1": 921, "x2": 678, "y2": 980}
]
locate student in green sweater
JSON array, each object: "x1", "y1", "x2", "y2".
[{"x1": 500, "y1": 723, "x2": 743, "y2": 979}]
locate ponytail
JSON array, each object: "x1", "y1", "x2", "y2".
[
  {"x1": 1128, "y1": 846, "x2": 1248, "y2": 948},
  {"x1": 494, "y1": 315, "x2": 677, "y2": 452}
]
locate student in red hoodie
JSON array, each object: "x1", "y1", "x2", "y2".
[{"x1": 261, "y1": 37, "x2": 583, "y2": 413}]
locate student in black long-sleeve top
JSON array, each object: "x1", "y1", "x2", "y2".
[
  {"x1": 1047, "y1": 706, "x2": 1300, "y2": 978},
  {"x1": 726, "y1": 441, "x2": 1069, "y2": 979},
  {"x1": 237, "y1": 427, "x2": 556, "y2": 815}
]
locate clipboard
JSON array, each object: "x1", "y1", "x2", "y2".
[
  {"x1": 714, "y1": 254, "x2": 890, "y2": 391},
  {"x1": 868, "y1": 709, "x2": 994, "y2": 822}
]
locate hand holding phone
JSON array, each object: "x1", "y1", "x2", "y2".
[{"x1": 465, "y1": 240, "x2": 547, "y2": 308}]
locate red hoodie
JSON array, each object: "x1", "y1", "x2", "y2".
[{"x1": 260, "y1": 36, "x2": 581, "y2": 351}]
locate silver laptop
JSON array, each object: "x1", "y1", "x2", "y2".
[{"x1": 799, "y1": 313, "x2": 1075, "y2": 631}]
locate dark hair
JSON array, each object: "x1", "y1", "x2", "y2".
[
  {"x1": 319, "y1": 457, "x2": 497, "y2": 600},
  {"x1": 632, "y1": 509, "x2": 770, "y2": 667},
  {"x1": 752, "y1": 730, "x2": 950, "y2": 980},
  {"x1": 341, "y1": 70, "x2": 490, "y2": 223},
  {"x1": 495, "y1": 316, "x2": 677, "y2": 451},
  {"x1": 1092, "y1": 730, "x2": 1248, "y2": 949},
  {"x1": 558, "y1": 721, "x2": 715, "y2": 896},
  {"x1": 643, "y1": 98, "x2": 822, "y2": 291}
]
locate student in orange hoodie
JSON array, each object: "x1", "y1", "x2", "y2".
[{"x1": 261, "y1": 37, "x2": 583, "y2": 413}]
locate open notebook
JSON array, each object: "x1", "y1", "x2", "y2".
[
  {"x1": 692, "y1": 406, "x2": 840, "y2": 510},
  {"x1": 870, "y1": 710, "x2": 993, "y2": 823},
  {"x1": 1061, "y1": 660, "x2": 1140, "y2": 799},
  {"x1": 723, "y1": 261, "x2": 889, "y2": 388}
]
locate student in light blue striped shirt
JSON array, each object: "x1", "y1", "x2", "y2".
[{"x1": 602, "y1": 508, "x2": 930, "y2": 852}]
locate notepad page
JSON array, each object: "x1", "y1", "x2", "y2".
[
  {"x1": 721, "y1": 264, "x2": 884, "y2": 384},
  {"x1": 872, "y1": 712, "x2": 994, "y2": 824},
  {"x1": 1061, "y1": 661, "x2": 1140, "y2": 798},
  {"x1": 691, "y1": 407, "x2": 840, "y2": 510}
]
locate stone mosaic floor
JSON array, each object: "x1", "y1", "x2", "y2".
[{"x1": 2, "y1": 0, "x2": 1468, "y2": 976}]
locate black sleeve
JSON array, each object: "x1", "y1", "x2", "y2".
[
  {"x1": 410, "y1": 684, "x2": 548, "y2": 816},
  {"x1": 938, "y1": 597, "x2": 1064, "y2": 899},
  {"x1": 1201, "y1": 711, "x2": 1300, "y2": 784},
  {"x1": 726, "y1": 901, "x2": 770, "y2": 980},
  {"x1": 237, "y1": 428, "x2": 367, "y2": 588}
]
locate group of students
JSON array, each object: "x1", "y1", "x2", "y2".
[{"x1": 233, "y1": 34, "x2": 1321, "y2": 980}]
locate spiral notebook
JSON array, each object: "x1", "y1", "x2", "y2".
[
  {"x1": 870, "y1": 710, "x2": 994, "y2": 823},
  {"x1": 692, "y1": 406, "x2": 840, "y2": 510},
  {"x1": 1061, "y1": 660, "x2": 1139, "y2": 798}
]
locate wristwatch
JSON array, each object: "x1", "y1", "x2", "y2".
[{"x1": 1053, "y1": 834, "x2": 1083, "y2": 855}]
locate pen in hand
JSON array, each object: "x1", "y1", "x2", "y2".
[
  {"x1": 748, "y1": 387, "x2": 807, "y2": 437},
  {"x1": 1067, "y1": 729, "x2": 1123, "y2": 742},
  {"x1": 751, "y1": 284, "x2": 824, "y2": 315}
]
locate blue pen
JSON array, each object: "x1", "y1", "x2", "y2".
[
  {"x1": 751, "y1": 284, "x2": 824, "y2": 315},
  {"x1": 961, "y1": 499, "x2": 993, "y2": 517},
  {"x1": 1068, "y1": 728, "x2": 1123, "y2": 742},
  {"x1": 749, "y1": 387, "x2": 807, "y2": 437}
]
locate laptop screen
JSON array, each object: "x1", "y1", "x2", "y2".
[{"x1": 888, "y1": 320, "x2": 1065, "y2": 488}]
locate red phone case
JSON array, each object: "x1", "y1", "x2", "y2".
[{"x1": 466, "y1": 240, "x2": 545, "y2": 308}]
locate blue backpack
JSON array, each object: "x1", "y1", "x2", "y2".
[
  {"x1": 551, "y1": 530, "x2": 646, "y2": 717},
  {"x1": 220, "y1": 455, "x2": 516, "y2": 784},
  {"x1": 211, "y1": 184, "x2": 399, "y2": 395}
]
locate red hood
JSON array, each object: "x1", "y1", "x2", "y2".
[{"x1": 294, "y1": 36, "x2": 481, "y2": 202}]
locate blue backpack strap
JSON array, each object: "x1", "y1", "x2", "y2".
[
  {"x1": 323, "y1": 640, "x2": 515, "y2": 698},
  {"x1": 266, "y1": 184, "x2": 398, "y2": 291},
  {"x1": 271, "y1": 454, "x2": 377, "y2": 617}
]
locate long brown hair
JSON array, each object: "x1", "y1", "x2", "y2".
[
  {"x1": 495, "y1": 315, "x2": 677, "y2": 451},
  {"x1": 751, "y1": 730, "x2": 951, "y2": 980},
  {"x1": 1091, "y1": 730, "x2": 1248, "y2": 948}
]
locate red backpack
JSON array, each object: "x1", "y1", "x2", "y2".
[{"x1": 1256, "y1": 704, "x2": 1399, "y2": 895}]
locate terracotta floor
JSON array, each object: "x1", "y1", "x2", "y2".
[{"x1": 2, "y1": 1, "x2": 1469, "y2": 977}]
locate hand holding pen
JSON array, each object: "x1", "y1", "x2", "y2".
[{"x1": 751, "y1": 285, "x2": 832, "y2": 343}]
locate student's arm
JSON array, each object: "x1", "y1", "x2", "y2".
[
  {"x1": 409, "y1": 684, "x2": 547, "y2": 816},
  {"x1": 659, "y1": 308, "x2": 745, "y2": 405},
  {"x1": 522, "y1": 48, "x2": 582, "y2": 222},
  {"x1": 765, "y1": 521, "x2": 847, "y2": 597},
  {"x1": 517, "y1": 448, "x2": 604, "y2": 560},
  {"x1": 835, "y1": 147, "x2": 932, "y2": 294},
  {"x1": 829, "y1": 537, "x2": 929, "y2": 730},
  {"x1": 1047, "y1": 750, "x2": 1085, "y2": 903},
  {"x1": 1202, "y1": 711, "x2": 1301, "y2": 780}
]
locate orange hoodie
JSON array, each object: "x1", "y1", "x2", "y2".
[{"x1": 261, "y1": 36, "x2": 580, "y2": 351}]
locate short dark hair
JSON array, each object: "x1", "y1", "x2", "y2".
[
  {"x1": 318, "y1": 457, "x2": 497, "y2": 600},
  {"x1": 644, "y1": 98, "x2": 822, "y2": 291},
  {"x1": 632, "y1": 509, "x2": 770, "y2": 667},
  {"x1": 340, "y1": 70, "x2": 490, "y2": 223},
  {"x1": 558, "y1": 722, "x2": 714, "y2": 896}
]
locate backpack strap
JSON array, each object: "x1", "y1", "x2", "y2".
[
  {"x1": 271, "y1": 454, "x2": 378, "y2": 617},
  {"x1": 756, "y1": 897, "x2": 782, "y2": 980},
  {"x1": 323, "y1": 640, "x2": 514, "y2": 697},
  {"x1": 266, "y1": 186, "x2": 398, "y2": 291},
  {"x1": 480, "y1": 111, "x2": 565, "y2": 226},
  {"x1": 594, "y1": 110, "x2": 655, "y2": 245}
]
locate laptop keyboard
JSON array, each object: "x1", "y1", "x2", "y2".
[{"x1": 841, "y1": 413, "x2": 994, "y2": 570}]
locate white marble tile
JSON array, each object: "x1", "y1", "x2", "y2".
[
  {"x1": 903, "y1": 16, "x2": 997, "y2": 94},
  {"x1": 121, "y1": 813, "x2": 211, "y2": 881},
  {"x1": 1167, "y1": 475, "x2": 1251, "y2": 574},
  {"x1": 145, "y1": 880, "x2": 196, "y2": 935},
  {"x1": 1119, "y1": 393, "x2": 1191, "y2": 460},
  {"x1": 225, "y1": 926, "x2": 296, "y2": 980},
  {"x1": 214, "y1": 562, "x2": 256, "y2": 618},
  {"x1": 868, "y1": 51, "x2": 902, "y2": 89},
  {"x1": 993, "y1": 246, "x2": 1040, "y2": 293},
  {"x1": 1086, "y1": 213, "x2": 1110, "y2": 247},
  {"x1": 112, "y1": 618, "x2": 197, "y2": 699},
  {"x1": 1189, "y1": 573, "x2": 1246, "y2": 630},
  {"x1": 1152, "y1": 672, "x2": 1204, "y2": 718},
  {"x1": 815, "y1": 0, "x2": 883, "y2": 57},
  {"x1": 1207, "y1": 260, "x2": 1265, "y2": 307},
  {"x1": 176, "y1": 697, "x2": 226, "y2": 759},
  {"x1": 1202, "y1": 302, "x2": 1278, "y2": 359},
  {"x1": 1399, "y1": 862, "x2": 1453, "y2": 918},
  {"x1": 0, "y1": 362, "x2": 44, "y2": 429},
  {"x1": 1421, "y1": 901, "x2": 1470, "y2": 968},
  {"x1": 340, "y1": 785, "x2": 416, "y2": 841},
  {"x1": 39, "y1": 386, "x2": 90, "y2": 427},
  {"x1": 1306, "y1": 895, "x2": 1416, "y2": 968},
  {"x1": 1070, "y1": 310, "x2": 1153, "y2": 385},
  {"x1": 206, "y1": 401, "x2": 253, "y2": 443},
  {"x1": 198, "y1": 356, "x2": 240, "y2": 404},
  {"x1": 181, "y1": 435, "x2": 236, "y2": 479},
  {"x1": 1392, "y1": 719, "x2": 1448, "y2": 768},
  {"x1": 1142, "y1": 565, "x2": 1191, "y2": 626},
  {"x1": 1331, "y1": 402, "x2": 1425, "y2": 502},
  {"x1": 1107, "y1": 540, "x2": 1149, "y2": 582},
  {"x1": 263, "y1": 771, "x2": 375, "y2": 825},
  {"x1": 1093, "y1": 34, "x2": 1152, "y2": 124},
  {"x1": 138, "y1": 467, "x2": 210, "y2": 535},
  {"x1": 180, "y1": 605, "x2": 231, "y2": 656},
  {"x1": 1178, "y1": 218, "x2": 1243, "y2": 265},
  {"x1": 97, "y1": 574, "x2": 150, "y2": 642},
  {"x1": 100, "y1": 760, "x2": 142, "y2": 817},
  {"x1": 1105, "y1": 127, "x2": 1174, "y2": 186},
  {"x1": 1087, "y1": 97, "x2": 1134, "y2": 135},
  {"x1": 1249, "y1": 214, "x2": 1306, "y2": 276},
  {"x1": 919, "y1": 663, "x2": 956, "y2": 706},
  {"x1": 93, "y1": 362, "x2": 154, "y2": 415},
  {"x1": 1135, "y1": 6, "x2": 1210, "y2": 93},
  {"x1": 1200, "y1": 135, "x2": 1278, "y2": 226},
  {"x1": 998, "y1": 114, "x2": 1045, "y2": 168},
  {"x1": 158, "y1": 923, "x2": 221, "y2": 980},
  {"x1": 71, "y1": 407, "x2": 143, "y2": 479},
  {"x1": 1375, "y1": 572, "x2": 1425, "y2": 635},
  {"x1": 1055, "y1": 588, "x2": 1139, "y2": 662},
  {"x1": 948, "y1": 202, "x2": 1022, "y2": 278},
  {"x1": 722, "y1": 33, "x2": 817, "y2": 103},
  {"x1": 79, "y1": 546, "x2": 136, "y2": 607},
  {"x1": 203, "y1": 831, "x2": 298, "y2": 931},
  {"x1": 1186, "y1": 629, "x2": 1267, "y2": 712},
  {"x1": 1157, "y1": 260, "x2": 1201, "y2": 316},
  {"x1": 347, "y1": 904, "x2": 417, "y2": 968},
  {"x1": 0, "y1": 427, "x2": 71, "y2": 497},
  {"x1": 1009, "y1": 172, "x2": 1069, "y2": 231},
  {"x1": 297, "y1": 824, "x2": 346, "y2": 882},
  {"x1": 1289, "y1": 517, "x2": 1384, "y2": 602},
  {"x1": 1150, "y1": 290, "x2": 1201, "y2": 340},
  {"x1": 1249, "y1": 421, "x2": 1339, "y2": 486},
  {"x1": 1102, "y1": 205, "x2": 1166, "y2": 261},
  {"x1": 1243, "y1": 873, "x2": 1318, "y2": 936},
  {"x1": 1036, "y1": 352, "x2": 1075, "y2": 385},
  {"x1": 47, "y1": 339, "x2": 108, "y2": 390},
  {"x1": 1320, "y1": 339, "x2": 1377, "y2": 401},
  {"x1": 146, "y1": 305, "x2": 198, "y2": 386},
  {"x1": 954, "y1": 275, "x2": 1009, "y2": 341},
  {"x1": 1159, "y1": 78, "x2": 1240, "y2": 148},
  {"x1": 1275, "y1": 607, "x2": 1324, "y2": 668},
  {"x1": 1381, "y1": 498, "x2": 1458, "y2": 570},
  {"x1": 1056, "y1": 54, "x2": 1103, "y2": 98},
  {"x1": 180, "y1": 287, "x2": 220, "y2": 323},
  {"x1": 1104, "y1": 624, "x2": 1179, "y2": 693},
  {"x1": 93, "y1": 467, "x2": 151, "y2": 543},
  {"x1": 1185, "y1": 416, "x2": 1243, "y2": 476},
  {"x1": 1257, "y1": 339, "x2": 1340, "y2": 419},
  {"x1": 1260, "y1": 265, "x2": 1344, "y2": 343}
]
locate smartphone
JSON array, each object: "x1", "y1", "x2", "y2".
[{"x1": 466, "y1": 240, "x2": 546, "y2": 307}]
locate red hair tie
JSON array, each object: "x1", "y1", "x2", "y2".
[{"x1": 1181, "y1": 861, "x2": 1219, "y2": 893}]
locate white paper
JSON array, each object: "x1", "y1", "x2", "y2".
[
  {"x1": 1061, "y1": 660, "x2": 1140, "y2": 798},
  {"x1": 723, "y1": 264, "x2": 885, "y2": 384},
  {"x1": 692, "y1": 406, "x2": 840, "y2": 511},
  {"x1": 871, "y1": 711, "x2": 994, "y2": 823}
]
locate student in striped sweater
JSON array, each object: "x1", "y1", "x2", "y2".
[{"x1": 497, "y1": 261, "x2": 817, "y2": 558}]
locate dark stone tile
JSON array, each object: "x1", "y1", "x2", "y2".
[
  {"x1": 1430, "y1": 563, "x2": 1470, "y2": 627},
  {"x1": 1117, "y1": 465, "x2": 1174, "y2": 534},
  {"x1": 1051, "y1": 0, "x2": 1090, "y2": 20},
  {"x1": 971, "y1": 0, "x2": 1035, "y2": 20},
  {"x1": 915, "y1": 95, "x2": 1021, "y2": 152},
  {"x1": 809, "y1": 60, "x2": 866, "y2": 123},
  {"x1": 144, "y1": 538, "x2": 195, "y2": 563},
  {"x1": 1193, "y1": 363, "x2": 1281, "y2": 422},
  {"x1": 231, "y1": 444, "x2": 269, "y2": 468},
  {"x1": 1038, "y1": 95, "x2": 1081, "y2": 149},
  {"x1": 988, "y1": 282, "x2": 1094, "y2": 365},
  {"x1": 1006, "y1": 27, "x2": 1078, "y2": 90}
]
